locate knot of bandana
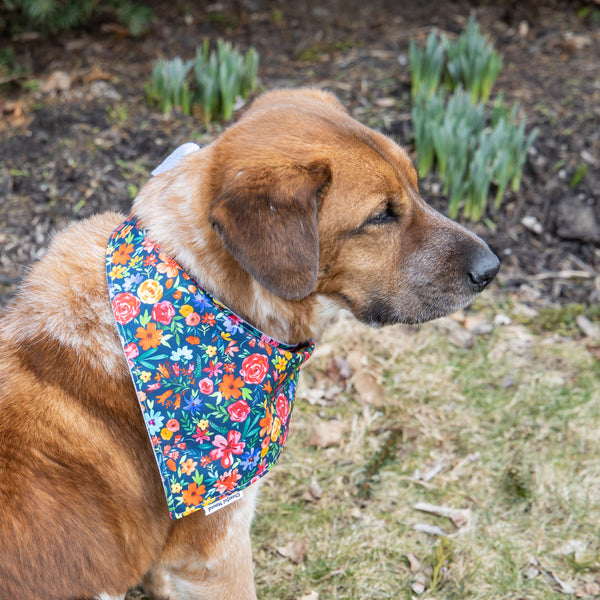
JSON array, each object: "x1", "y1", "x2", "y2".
[{"x1": 106, "y1": 217, "x2": 314, "y2": 519}]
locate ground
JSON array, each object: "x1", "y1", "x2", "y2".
[
  {"x1": 0, "y1": 0, "x2": 599, "y2": 308},
  {"x1": 1, "y1": 2, "x2": 600, "y2": 600}
]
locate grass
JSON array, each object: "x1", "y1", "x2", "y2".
[{"x1": 251, "y1": 293, "x2": 600, "y2": 599}]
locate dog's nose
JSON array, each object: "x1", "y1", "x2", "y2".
[{"x1": 468, "y1": 249, "x2": 500, "y2": 293}]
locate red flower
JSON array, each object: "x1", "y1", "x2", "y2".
[
  {"x1": 209, "y1": 430, "x2": 245, "y2": 468},
  {"x1": 112, "y1": 292, "x2": 140, "y2": 325},
  {"x1": 240, "y1": 353, "x2": 269, "y2": 385},
  {"x1": 275, "y1": 393, "x2": 290, "y2": 423},
  {"x1": 227, "y1": 399, "x2": 251, "y2": 423},
  {"x1": 215, "y1": 468, "x2": 242, "y2": 494},
  {"x1": 151, "y1": 300, "x2": 175, "y2": 325}
]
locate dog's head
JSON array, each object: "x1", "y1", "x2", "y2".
[{"x1": 207, "y1": 88, "x2": 499, "y2": 326}]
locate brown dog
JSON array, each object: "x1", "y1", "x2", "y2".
[{"x1": 0, "y1": 88, "x2": 498, "y2": 600}]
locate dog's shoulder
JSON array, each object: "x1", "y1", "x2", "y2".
[{"x1": 1, "y1": 211, "x2": 128, "y2": 375}]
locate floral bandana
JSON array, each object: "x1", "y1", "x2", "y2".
[{"x1": 106, "y1": 217, "x2": 314, "y2": 519}]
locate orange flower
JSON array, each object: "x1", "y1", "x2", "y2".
[
  {"x1": 112, "y1": 242, "x2": 134, "y2": 265},
  {"x1": 259, "y1": 407, "x2": 273, "y2": 437},
  {"x1": 181, "y1": 482, "x2": 206, "y2": 506},
  {"x1": 180, "y1": 458, "x2": 198, "y2": 476},
  {"x1": 218, "y1": 374, "x2": 244, "y2": 401},
  {"x1": 186, "y1": 336, "x2": 200, "y2": 345},
  {"x1": 157, "y1": 252, "x2": 181, "y2": 278},
  {"x1": 136, "y1": 322, "x2": 163, "y2": 351}
]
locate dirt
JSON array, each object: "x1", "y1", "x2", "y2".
[{"x1": 1, "y1": 0, "x2": 599, "y2": 307}]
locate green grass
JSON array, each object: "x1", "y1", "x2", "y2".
[{"x1": 251, "y1": 295, "x2": 600, "y2": 599}]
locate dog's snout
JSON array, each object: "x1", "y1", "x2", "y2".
[{"x1": 468, "y1": 248, "x2": 500, "y2": 292}]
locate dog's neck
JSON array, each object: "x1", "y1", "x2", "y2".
[{"x1": 131, "y1": 148, "x2": 334, "y2": 346}]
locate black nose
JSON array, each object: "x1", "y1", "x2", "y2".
[{"x1": 468, "y1": 250, "x2": 500, "y2": 293}]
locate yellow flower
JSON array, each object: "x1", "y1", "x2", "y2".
[
  {"x1": 137, "y1": 279, "x2": 163, "y2": 304},
  {"x1": 271, "y1": 416, "x2": 281, "y2": 442},
  {"x1": 160, "y1": 428, "x2": 173, "y2": 441},
  {"x1": 205, "y1": 345, "x2": 217, "y2": 357},
  {"x1": 171, "y1": 482, "x2": 182, "y2": 494},
  {"x1": 198, "y1": 419, "x2": 209, "y2": 430},
  {"x1": 109, "y1": 265, "x2": 128, "y2": 279},
  {"x1": 274, "y1": 356, "x2": 288, "y2": 372},
  {"x1": 179, "y1": 304, "x2": 194, "y2": 317},
  {"x1": 140, "y1": 371, "x2": 152, "y2": 382},
  {"x1": 129, "y1": 255, "x2": 143, "y2": 267}
]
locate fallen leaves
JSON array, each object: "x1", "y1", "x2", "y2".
[
  {"x1": 309, "y1": 419, "x2": 346, "y2": 448},
  {"x1": 276, "y1": 540, "x2": 307, "y2": 565}
]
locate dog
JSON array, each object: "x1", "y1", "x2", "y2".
[{"x1": 0, "y1": 88, "x2": 499, "y2": 600}]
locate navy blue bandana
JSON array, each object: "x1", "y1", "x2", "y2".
[{"x1": 106, "y1": 217, "x2": 314, "y2": 518}]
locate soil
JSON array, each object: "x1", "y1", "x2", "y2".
[{"x1": 1, "y1": 0, "x2": 599, "y2": 307}]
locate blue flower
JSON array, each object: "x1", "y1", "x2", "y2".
[
  {"x1": 223, "y1": 316, "x2": 243, "y2": 335},
  {"x1": 240, "y1": 447, "x2": 261, "y2": 471},
  {"x1": 191, "y1": 292, "x2": 211, "y2": 311},
  {"x1": 183, "y1": 393, "x2": 203, "y2": 414},
  {"x1": 145, "y1": 409, "x2": 165, "y2": 436},
  {"x1": 123, "y1": 273, "x2": 144, "y2": 291}
]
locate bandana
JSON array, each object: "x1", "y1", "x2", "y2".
[{"x1": 106, "y1": 217, "x2": 314, "y2": 519}]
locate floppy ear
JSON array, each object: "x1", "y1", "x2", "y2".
[{"x1": 208, "y1": 161, "x2": 330, "y2": 300}]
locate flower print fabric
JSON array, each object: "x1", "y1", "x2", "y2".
[{"x1": 106, "y1": 217, "x2": 314, "y2": 519}]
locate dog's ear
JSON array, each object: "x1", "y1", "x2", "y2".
[{"x1": 209, "y1": 161, "x2": 330, "y2": 300}]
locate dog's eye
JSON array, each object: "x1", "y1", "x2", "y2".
[{"x1": 365, "y1": 202, "x2": 398, "y2": 226}]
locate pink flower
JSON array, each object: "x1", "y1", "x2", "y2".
[
  {"x1": 227, "y1": 399, "x2": 251, "y2": 423},
  {"x1": 209, "y1": 430, "x2": 245, "y2": 469},
  {"x1": 185, "y1": 312, "x2": 201, "y2": 327},
  {"x1": 151, "y1": 300, "x2": 176, "y2": 325},
  {"x1": 199, "y1": 378, "x2": 214, "y2": 395},
  {"x1": 275, "y1": 393, "x2": 290, "y2": 423},
  {"x1": 112, "y1": 292, "x2": 140, "y2": 325},
  {"x1": 166, "y1": 418, "x2": 180, "y2": 432},
  {"x1": 240, "y1": 353, "x2": 269, "y2": 385},
  {"x1": 124, "y1": 342, "x2": 139, "y2": 367}
]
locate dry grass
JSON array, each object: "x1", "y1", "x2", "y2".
[{"x1": 251, "y1": 292, "x2": 600, "y2": 600}]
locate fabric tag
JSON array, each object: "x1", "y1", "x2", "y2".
[
  {"x1": 203, "y1": 490, "x2": 245, "y2": 515},
  {"x1": 151, "y1": 142, "x2": 201, "y2": 176}
]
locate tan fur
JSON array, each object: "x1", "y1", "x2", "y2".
[{"x1": 0, "y1": 88, "x2": 498, "y2": 599}]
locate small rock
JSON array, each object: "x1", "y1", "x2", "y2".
[
  {"x1": 493, "y1": 313, "x2": 512, "y2": 327},
  {"x1": 521, "y1": 215, "x2": 543, "y2": 235},
  {"x1": 576, "y1": 315, "x2": 599, "y2": 339},
  {"x1": 308, "y1": 480, "x2": 322, "y2": 500}
]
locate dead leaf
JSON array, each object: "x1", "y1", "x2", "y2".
[
  {"x1": 576, "y1": 582, "x2": 600, "y2": 597},
  {"x1": 351, "y1": 369, "x2": 386, "y2": 406},
  {"x1": 326, "y1": 355, "x2": 352, "y2": 385},
  {"x1": 308, "y1": 480, "x2": 322, "y2": 500},
  {"x1": 413, "y1": 501, "x2": 471, "y2": 528},
  {"x1": 298, "y1": 592, "x2": 319, "y2": 600},
  {"x1": 41, "y1": 70, "x2": 71, "y2": 94},
  {"x1": 276, "y1": 540, "x2": 307, "y2": 564},
  {"x1": 413, "y1": 523, "x2": 447, "y2": 537},
  {"x1": 406, "y1": 552, "x2": 422, "y2": 573},
  {"x1": 309, "y1": 420, "x2": 346, "y2": 448},
  {"x1": 82, "y1": 65, "x2": 114, "y2": 84}
]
